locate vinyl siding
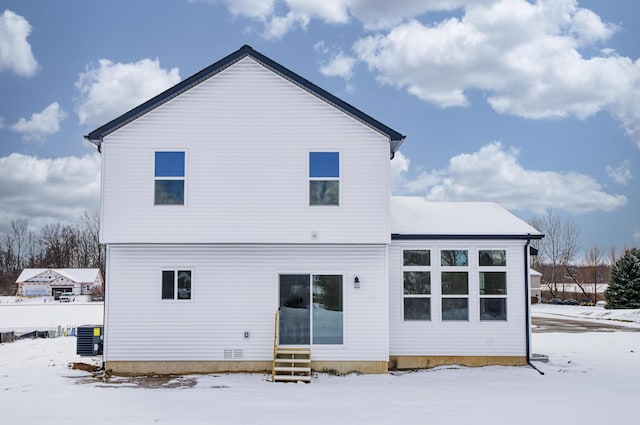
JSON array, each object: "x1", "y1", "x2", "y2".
[
  {"x1": 389, "y1": 240, "x2": 529, "y2": 357},
  {"x1": 100, "y1": 57, "x2": 390, "y2": 245},
  {"x1": 104, "y1": 244, "x2": 389, "y2": 362}
]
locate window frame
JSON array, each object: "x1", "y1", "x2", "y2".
[
  {"x1": 441, "y1": 249, "x2": 469, "y2": 321},
  {"x1": 308, "y1": 151, "x2": 340, "y2": 206},
  {"x1": 478, "y1": 249, "x2": 508, "y2": 321},
  {"x1": 154, "y1": 151, "x2": 186, "y2": 206},
  {"x1": 402, "y1": 249, "x2": 431, "y2": 321},
  {"x1": 278, "y1": 272, "x2": 345, "y2": 345},
  {"x1": 161, "y1": 269, "x2": 193, "y2": 301}
]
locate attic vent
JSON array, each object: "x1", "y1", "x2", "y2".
[{"x1": 223, "y1": 349, "x2": 233, "y2": 359}]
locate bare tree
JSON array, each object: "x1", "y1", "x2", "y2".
[
  {"x1": 529, "y1": 209, "x2": 579, "y2": 298},
  {"x1": 80, "y1": 210, "x2": 104, "y2": 273},
  {"x1": 584, "y1": 246, "x2": 604, "y2": 302},
  {"x1": 609, "y1": 245, "x2": 618, "y2": 266},
  {"x1": 40, "y1": 224, "x2": 80, "y2": 268},
  {"x1": 10, "y1": 219, "x2": 28, "y2": 271}
]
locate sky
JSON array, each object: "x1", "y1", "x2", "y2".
[{"x1": 0, "y1": 0, "x2": 638, "y2": 257}]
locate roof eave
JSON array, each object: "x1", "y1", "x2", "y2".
[
  {"x1": 391, "y1": 233, "x2": 545, "y2": 241},
  {"x1": 84, "y1": 45, "x2": 405, "y2": 152}
]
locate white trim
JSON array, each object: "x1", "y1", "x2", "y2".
[
  {"x1": 153, "y1": 149, "x2": 188, "y2": 206},
  {"x1": 308, "y1": 150, "x2": 341, "y2": 207},
  {"x1": 160, "y1": 268, "x2": 194, "y2": 302}
]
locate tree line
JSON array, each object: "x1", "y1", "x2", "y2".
[
  {"x1": 0, "y1": 212, "x2": 104, "y2": 295},
  {"x1": 530, "y1": 209, "x2": 628, "y2": 303}
]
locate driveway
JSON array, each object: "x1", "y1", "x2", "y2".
[{"x1": 532, "y1": 316, "x2": 640, "y2": 333}]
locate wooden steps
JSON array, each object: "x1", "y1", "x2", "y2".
[
  {"x1": 272, "y1": 310, "x2": 311, "y2": 383},
  {"x1": 272, "y1": 346, "x2": 312, "y2": 383}
]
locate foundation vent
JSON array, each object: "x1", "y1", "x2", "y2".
[{"x1": 223, "y1": 349, "x2": 244, "y2": 359}]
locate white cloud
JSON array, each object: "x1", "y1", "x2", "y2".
[
  {"x1": 353, "y1": 0, "x2": 621, "y2": 113},
  {"x1": 203, "y1": 0, "x2": 474, "y2": 38},
  {"x1": 75, "y1": 58, "x2": 181, "y2": 126},
  {"x1": 223, "y1": 0, "x2": 275, "y2": 20},
  {"x1": 347, "y1": 0, "x2": 473, "y2": 30},
  {"x1": 634, "y1": 230, "x2": 640, "y2": 243},
  {"x1": 285, "y1": 0, "x2": 350, "y2": 24},
  {"x1": 264, "y1": 11, "x2": 310, "y2": 39},
  {"x1": 606, "y1": 161, "x2": 632, "y2": 186},
  {"x1": 0, "y1": 153, "x2": 100, "y2": 235},
  {"x1": 569, "y1": 7, "x2": 617, "y2": 46},
  {"x1": 11, "y1": 102, "x2": 67, "y2": 142},
  {"x1": 190, "y1": 0, "x2": 275, "y2": 20},
  {"x1": 351, "y1": 0, "x2": 640, "y2": 148},
  {"x1": 0, "y1": 10, "x2": 38, "y2": 77},
  {"x1": 320, "y1": 51, "x2": 356, "y2": 79},
  {"x1": 390, "y1": 151, "x2": 410, "y2": 190},
  {"x1": 204, "y1": 0, "x2": 640, "y2": 148},
  {"x1": 394, "y1": 142, "x2": 627, "y2": 214}
]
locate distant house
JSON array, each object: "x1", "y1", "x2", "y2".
[
  {"x1": 530, "y1": 269, "x2": 542, "y2": 303},
  {"x1": 16, "y1": 268, "x2": 103, "y2": 299},
  {"x1": 85, "y1": 45, "x2": 542, "y2": 377}
]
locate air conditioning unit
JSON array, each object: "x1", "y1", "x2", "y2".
[{"x1": 76, "y1": 325, "x2": 103, "y2": 356}]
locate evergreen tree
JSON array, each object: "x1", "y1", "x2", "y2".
[{"x1": 605, "y1": 248, "x2": 640, "y2": 309}]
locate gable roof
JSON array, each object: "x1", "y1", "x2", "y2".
[
  {"x1": 390, "y1": 196, "x2": 543, "y2": 240},
  {"x1": 16, "y1": 268, "x2": 102, "y2": 284},
  {"x1": 85, "y1": 45, "x2": 405, "y2": 155}
]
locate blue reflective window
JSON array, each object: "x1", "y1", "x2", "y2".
[
  {"x1": 309, "y1": 152, "x2": 339, "y2": 206},
  {"x1": 309, "y1": 152, "x2": 339, "y2": 178},
  {"x1": 155, "y1": 151, "x2": 185, "y2": 205},
  {"x1": 155, "y1": 152, "x2": 185, "y2": 177}
]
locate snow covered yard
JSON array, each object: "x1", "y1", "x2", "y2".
[
  {"x1": 0, "y1": 331, "x2": 638, "y2": 424},
  {"x1": 532, "y1": 303, "x2": 640, "y2": 326},
  {"x1": 1, "y1": 301, "x2": 639, "y2": 424}
]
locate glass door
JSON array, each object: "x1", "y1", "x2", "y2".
[
  {"x1": 279, "y1": 274, "x2": 311, "y2": 345},
  {"x1": 279, "y1": 274, "x2": 344, "y2": 345}
]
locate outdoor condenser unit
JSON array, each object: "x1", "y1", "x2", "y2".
[{"x1": 76, "y1": 325, "x2": 103, "y2": 356}]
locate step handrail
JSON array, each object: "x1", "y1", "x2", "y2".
[{"x1": 272, "y1": 308, "x2": 280, "y2": 381}]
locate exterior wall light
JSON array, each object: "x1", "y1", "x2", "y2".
[{"x1": 354, "y1": 276, "x2": 360, "y2": 289}]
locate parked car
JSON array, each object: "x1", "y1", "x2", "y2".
[
  {"x1": 549, "y1": 298, "x2": 563, "y2": 305},
  {"x1": 563, "y1": 298, "x2": 579, "y2": 305},
  {"x1": 580, "y1": 299, "x2": 594, "y2": 306},
  {"x1": 59, "y1": 293, "x2": 75, "y2": 303},
  {"x1": 595, "y1": 300, "x2": 607, "y2": 308}
]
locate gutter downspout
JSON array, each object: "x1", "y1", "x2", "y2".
[{"x1": 525, "y1": 235, "x2": 544, "y2": 375}]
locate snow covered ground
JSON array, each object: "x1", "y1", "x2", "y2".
[
  {"x1": 532, "y1": 303, "x2": 640, "y2": 326},
  {"x1": 1, "y1": 301, "x2": 639, "y2": 424}
]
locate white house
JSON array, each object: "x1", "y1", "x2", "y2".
[
  {"x1": 17, "y1": 268, "x2": 103, "y2": 299},
  {"x1": 530, "y1": 269, "x2": 542, "y2": 303},
  {"x1": 85, "y1": 45, "x2": 542, "y2": 376}
]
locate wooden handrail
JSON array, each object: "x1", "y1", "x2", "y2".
[{"x1": 272, "y1": 308, "x2": 280, "y2": 380}]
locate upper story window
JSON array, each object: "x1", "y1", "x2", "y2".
[
  {"x1": 155, "y1": 151, "x2": 185, "y2": 205},
  {"x1": 309, "y1": 152, "x2": 339, "y2": 206}
]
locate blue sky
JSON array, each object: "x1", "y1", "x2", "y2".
[{"x1": 0, "y1": 0, "x2": 638, "y2": 257}]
